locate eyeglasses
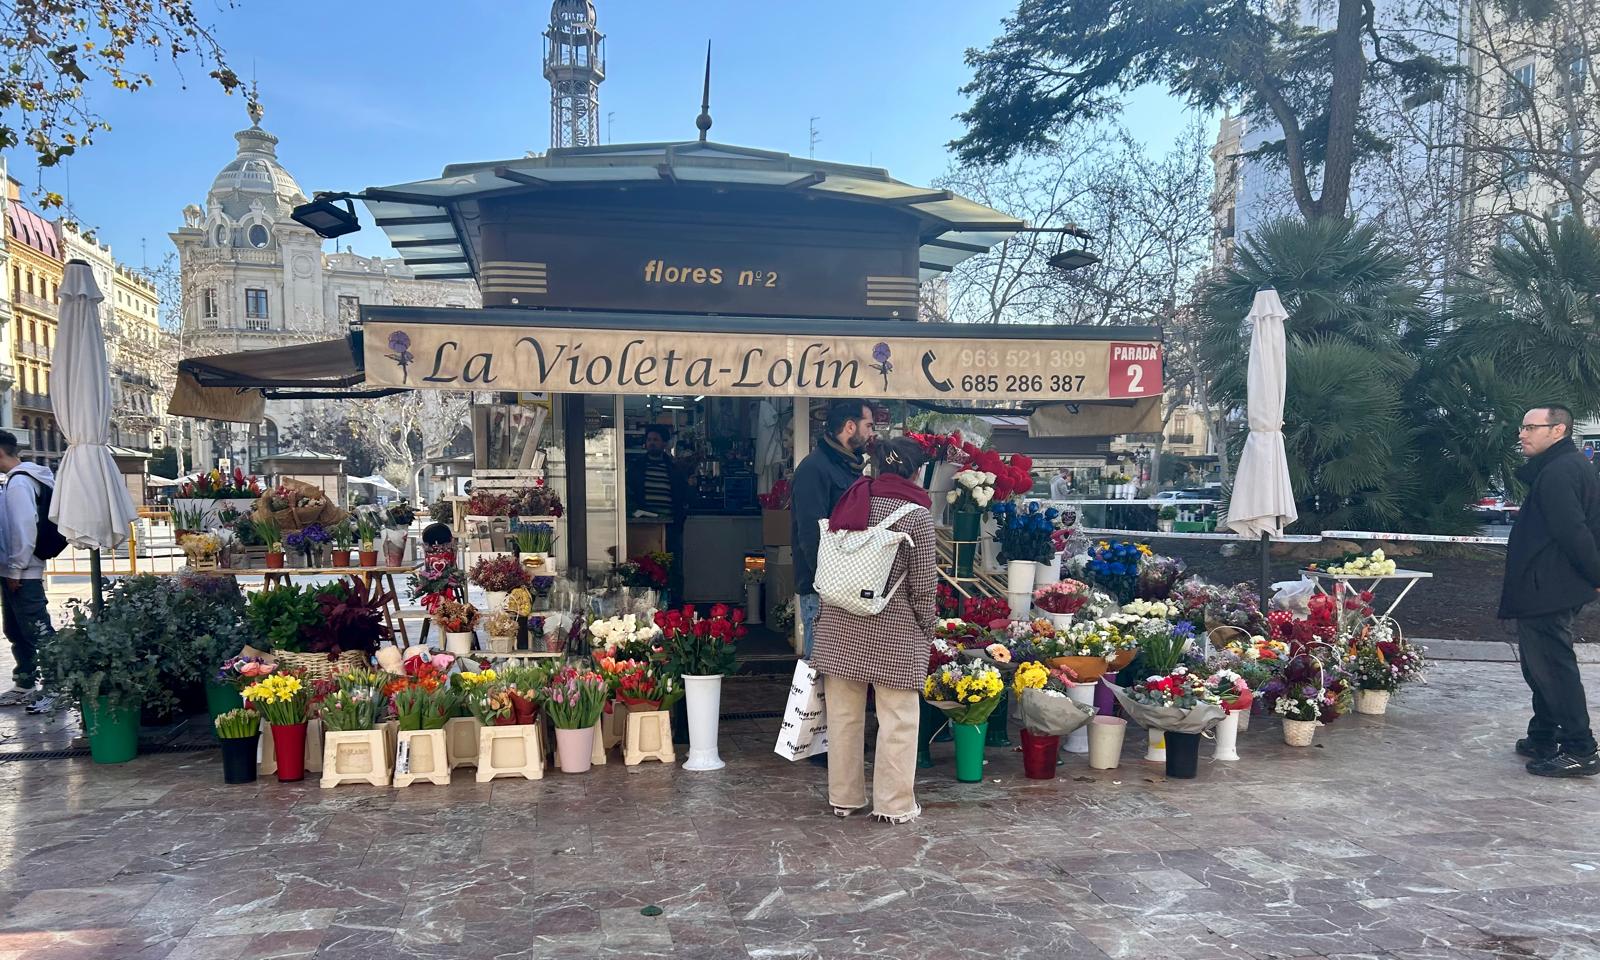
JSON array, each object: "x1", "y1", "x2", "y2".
[{"x1": 1519, "y1": 423, "x2": 1559, "y2": 433}]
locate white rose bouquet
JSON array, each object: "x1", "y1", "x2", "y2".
[
  {"x1": 588, "y1": 612, "x2": 661, "y2": 654},
  {"x1": 947, "y1": 468, "x2": 997, "y2": 512}
]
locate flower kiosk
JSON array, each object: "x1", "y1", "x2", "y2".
[{"x1": 161, "y1": 137, "x2": 1165, "y2": 782}]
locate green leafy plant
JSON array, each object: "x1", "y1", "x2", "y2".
[
  {"x1": 319, "y1": 689, "x2": 376, "y2": 732},
  {"x1": 354, "y1": 514, "x2": 381, "y2": 548},
  {"x1": 329, "y1": 521, "x2": 355, "y2": 550},
  {"x1": 304, "y1": 581, "x2": 391, "y2": 657},
  {"x1": 244, "y1": 585, "x2": 323, "y2": 652},
  {"x1": 1158, "y1": 506, "x2": 1177, "y2": 521},
  {"x1": 253, "y1": 516, "x2": 283, "y2": 551},
  {"x1": 37, "y1": 598, "x2": 165, "y2": 714},
  {"x1": 171, "y1": 503, "x2": 208, "y2": 532}
]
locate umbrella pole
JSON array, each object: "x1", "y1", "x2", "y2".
[
  {"x1": 1259, "y1": 532, "x2": 1270, "y2": 615},
  {"x1": 90, "y1": 550, "x2": 104, "y2": 614}
]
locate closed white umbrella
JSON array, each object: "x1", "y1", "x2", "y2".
[
  {"x1": 1225, "y1": 289, "x2": 1297, "y2": 604},
  {"x1": 51, "y1": 261, "x2": 140, "y2": 607}
]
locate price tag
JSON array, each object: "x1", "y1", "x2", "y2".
[
  {"x1": 1108, "y1": 342, "x2": 1163, "y2": 398},
  {"x1": 395, "y1": 740, "x2": 411, "y2": 775}
]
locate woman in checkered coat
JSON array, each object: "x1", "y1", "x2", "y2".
[{"x1": 810, "y1": 436, "x2": 938, "y2": 823}]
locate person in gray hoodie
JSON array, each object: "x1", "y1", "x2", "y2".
[{"x1": 0, "y1": 431, "x2": 55, "y2": 708}]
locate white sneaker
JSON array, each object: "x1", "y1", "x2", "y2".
[{"x1": 25, "y1": 694, "x2": 56, "y2": 715}]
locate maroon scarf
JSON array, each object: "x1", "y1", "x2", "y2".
[{"x1": 828, "y1": 474, "x2": 932, "y2": 532}]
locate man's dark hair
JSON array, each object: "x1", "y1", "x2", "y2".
[
  {"x1": 873, "y1": 436, "x2": 927, "y2": 480},
  {"x1": 826, "y1": 399, "x2": 872, "y2": 437},
  {"x1": 0, "y1": 431, "x2": 17, "y2": 458},
  {"x1": 1541, "y1": 404, "x2": 1575, "y2": 438},
  {"x1": 643, "y1": 424, "x2": 672, "y2": 442}
]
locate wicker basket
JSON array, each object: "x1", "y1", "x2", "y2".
[
  {"x1": 1282, "y1": 718, "x2": 1318, "y2": 747},
  {"x1": 271, "y1": 649, "x2": 368, "y2": 681},
  {"x1": 1354, "y1": 688, "x2": 1391, "y2": 715}
]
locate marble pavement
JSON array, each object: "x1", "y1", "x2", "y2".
[{"x1": 0, "y1": 662, "x2": 1598, "y2": 959}]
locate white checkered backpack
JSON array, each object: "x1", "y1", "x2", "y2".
[{"x1": 813, "y1": 502, "x2": 920, "y2": 617}]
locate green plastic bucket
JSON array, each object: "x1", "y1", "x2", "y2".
[{"x1": 84, "y1": 697, "x2": 140, "y2": 764}]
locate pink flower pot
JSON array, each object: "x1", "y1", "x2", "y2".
[{"x1": 554, "y1": 726, "x2": 595, "y2": 773}]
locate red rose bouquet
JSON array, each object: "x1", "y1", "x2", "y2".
[{"x1": 654, "y1": 603, "x2": 744, "y2": 678}]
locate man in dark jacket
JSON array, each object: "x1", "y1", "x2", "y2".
[
  {"x1": 793, "y1": 399, "x2": 876, "y2": 659},
  {"x1": 1499, "y1": 404, "x2": 1600, "y2": 777}
]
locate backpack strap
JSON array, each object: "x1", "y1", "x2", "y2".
[{"x1": 874, "y1": 502, "x2": 922, "y2": 531}]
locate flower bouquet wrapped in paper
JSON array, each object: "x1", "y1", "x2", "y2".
[
  {"x1": 922, "y1": 660, "x2": 1005, "y2": 725},
  {"x1": 1012, "y1": 661, "x2": 1094, "y2": 737},
  {"x1": 1105, "y1": 666, "x2": 1226, "y2": 735}
]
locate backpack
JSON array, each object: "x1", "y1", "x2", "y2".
[
  {"x1": 813, "y1": 502, "x2": 920, "y2": 617},
  {"x1": 21, "y1": 477, "x2": 67, "y2": 561}
]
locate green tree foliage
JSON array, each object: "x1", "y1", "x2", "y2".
[
  {"x1": 0, "y1": 0, "x2": 240, "y2": 203},
  {"x1": 953, "y1": 0, "x2": 1457, "y2": 220},
  {"x1": 1202, "y1": 215, "x2": 1600, "y2": 533}
]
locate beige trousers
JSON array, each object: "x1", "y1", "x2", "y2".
[{"x1": 824, "y1": 677, "x2": 919, "y2": 818}]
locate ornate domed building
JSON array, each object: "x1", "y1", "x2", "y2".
[{"x1": 170, "y1": 92, "x2": 477, "y2": 470}]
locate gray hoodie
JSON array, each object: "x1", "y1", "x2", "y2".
[{"x1": 2, "y1": 463, "x2": 56, "y2": 579}]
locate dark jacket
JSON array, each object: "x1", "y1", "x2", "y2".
[
  {"x1": 1499, "y1": 440, "x2": 1600, "y2": 619},
  {"x1": 626, "y1": 452, "x2": 690, "y2": 523},
  {"x1": 792, "y1": 439, "x2": 863, "y2": 595}
]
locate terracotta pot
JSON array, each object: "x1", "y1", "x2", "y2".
[
  {"x1": 1049, "y1": 655, "x2": 1109, "y2": 682},
  {"x1": 266, "y1": 551, "x2": 285, "y2": 569},
  {"x1": 359, "y1": 550, "x2": 378, "y2": 567},
  {"x1": 331, "y1": 552, "x2": 350, "y2": 568}
]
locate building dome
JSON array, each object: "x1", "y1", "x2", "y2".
[{"x1": 205, "y1": 106, "x2": 307, "y2": 225}]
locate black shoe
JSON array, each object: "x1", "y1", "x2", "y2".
[
  {"x1": 1516, "y1": 738, "x2": 1560, "y2": 760},
  {"x1": 808, "y1": 753, "x2": 829, "y2": 767},
  {"x1": 1526, "y1": 751, "x2": 1600, "y2": 778}
]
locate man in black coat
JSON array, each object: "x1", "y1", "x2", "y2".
[
  {"x1": 792, "y1": 399, "x2": 876, "y2": 659},
  {"x1": 1498, "y1": 404, "x2": 1600, "y2": 777}
]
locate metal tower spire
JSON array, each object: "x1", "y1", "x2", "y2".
[{"x1": 543, "y1": 0, "x2": 606, "y2": 149}]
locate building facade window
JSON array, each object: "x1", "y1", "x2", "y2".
[
  {"x1": 1505, "y1": 61, "x2": 1536, "y2": 112},
  {"x1": 245, "y1": 288, "x2": 269, "y2": 321},
  {"x1": 201, "y1": 287, "x2": 219, "y2": 327},
  {"x1": 248, "y1": 224, "x2": 270, "y2": 248},
  {"x1": 251, "y1": 420, "x2": 279, "y2": 461},
  {"x1": 337, "y1": 295, "x2": 360, "y2": 324}
]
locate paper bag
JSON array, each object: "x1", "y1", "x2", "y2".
[{"x1": 774, "y1": 659, "x2": 828, "y2": 761}]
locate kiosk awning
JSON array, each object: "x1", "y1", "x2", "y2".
[{"x1": 169, "y1": 335, "x2": 378, "y2": 423}]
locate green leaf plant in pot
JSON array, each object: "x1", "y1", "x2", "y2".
[{"x1": 37, "y1": 596, "x2": 165, "y2": 763}]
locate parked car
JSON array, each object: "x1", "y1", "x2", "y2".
[
  {"x1": 1474, "y1": 492, "x2": 1519, "y2": 524},
  {"x1": 1152, "y1": 489, "x2": 1214, "y2": 503}
]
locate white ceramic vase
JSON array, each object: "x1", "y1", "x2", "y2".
[
  {"x1": 1006, "y1": 559, "x2": 1039, "y2": 596},
  {"x1": 1212, "y1": 710, "x2": 1241, "y2": 762},
  {"x1": 682, "y1": 674, "x2": 726, "y2": 771}
]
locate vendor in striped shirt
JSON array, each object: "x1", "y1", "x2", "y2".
[{"x1": 628, "y1": 424, "x2": 690, "y2": 596}]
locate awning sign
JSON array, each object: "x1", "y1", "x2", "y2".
[{"x1": 363, "y1": 321, "x2": 1164, "y2": 402}]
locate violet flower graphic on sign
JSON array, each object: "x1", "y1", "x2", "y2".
[
  {"x1": 871, "y1": 342, "x2": 893, "y2": 391},
  {"x1": 386, "y1": 331, "x2": 414, "y2": 382}
]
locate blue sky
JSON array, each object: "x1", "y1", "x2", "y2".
[{"x1": 10, "y1": 0, "x2": 1198, "y2": 269}]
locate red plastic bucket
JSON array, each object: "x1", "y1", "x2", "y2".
[{"x1": 1020, "y1": 729, "x2": 1061, "y2": 779}]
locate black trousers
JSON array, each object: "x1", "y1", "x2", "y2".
[{"x1": 1517, "y1": 607, "x2": 1597, "y2": 755}]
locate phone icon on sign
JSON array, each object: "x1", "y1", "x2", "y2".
[{"x1": 922, "y1": 350, "x2": 954, "y2": 392}]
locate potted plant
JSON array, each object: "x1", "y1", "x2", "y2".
[
  {"x1": 1157, "y1": 505, "x2": 1177, "y2": 532},
  {"x1": 329, "y1": 520, "x2": 355, "y2": 568},
  {"x1": 180, "y1": 532, "x2": 222, "y2": 569},
  {"x1": 252, "y1": 516, "x2": 285, "y2": 569},
  {"x1": 240, "y1": 674, "x2": 310, "y2": 781},
  {"x1": 515, "y1": 523, "x2": 557, "y2": 574},
  {"x1": 1203, "y1": 668, "x2": 1253, "y2": 761},
  {"x1": 1349, "y1": 621, "x2": 1425, "y2": 715},
  {"x1": 244, "y1": 584, "x2": 323, "y2": 656},
  {"x1": 1260, "y1": 653, "x2": 1351, "y2": 746},
  {"x1": 946, "y1": 467, "x2": 995, "y2": 576},
  {"x1": 922, "y1": 659, "x2": 1005, "y2": 782},
  {"x1": 393, "y1": 685, "x2": 456, "y2": 787},
  {"x1": 654, "y1": 604, "x2": 744, "y2": 771},
  {"x1": 1011, "y1": 660, "x2": 1095, "y2": 779},
  {"x1": 469, "y1": 554, "x2": 530, "y2": 613},
  {"x1": 1033, "y1": 579, "x2": 1091, "y2": 630},
  {"x1": 466, "y1": 679, "x2": 545, "y2": 782},
  {"x1": 541, "y1": 665, "x2": 609, "y2": 774},
  {"x1": 434, "y1": 600, "x2": 481, "y2": 656},
  {"x1": 1107, "y1": 667, "x2": 1226, "y2": 779},
  {"x1": 991, "y1": 499, "x2": 1058, "y2": 616},
  {"x1": 304, "y1": 580, "x2": 393, "y2": 664},
  {"x1": 173, "y1": 467, "x2": 264, "y2": 530},
  {"x1": 215, "y1": 708, "x2": 261, "y2": 784},
  {"x1": 382, "y1": 502, "x2": 417, "y2": 565},
  {"x1": 36, "y1": 600, "x2": 165, "y2": 764},
  {"x1": 355, "y1": 515, "x2": 381, "y2": 567},
  {"x1": 319, "y1": 688, "x2": 390, "y2": 788}
]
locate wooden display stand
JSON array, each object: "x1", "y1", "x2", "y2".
[
  {"x1": 475, "y1": 724, "x2": 545, "y2": 782},
  {"x1": 624, "y1": 710, "x2": 675, "y2": 766},
  {"x1": 444, "y1": 716, "x2": 480, "y2": 769},
  {"x1": 320, "y1": 729, "x2": 393, "y2": 789},
  {"x1": 393, "y1": 728, "x2": 451, "y2": 787}
]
